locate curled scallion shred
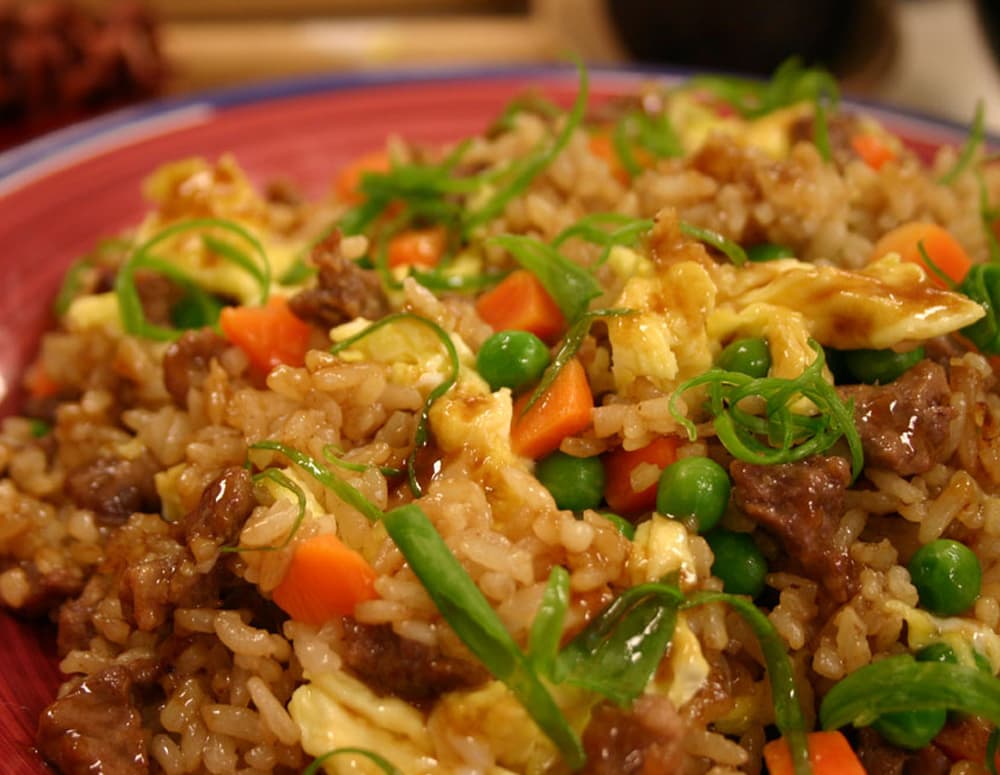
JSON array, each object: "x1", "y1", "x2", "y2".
[
  {"x1": 115, "y1": 218, "x2": 271, "y2": 341},
  {"x1": 220, "y1": 468, "x2": 307, "y2": 553},
  {"x1": 939, "y1": 100, "x2": 986, "y2": 185},
  {"x1": 462, "y1": 58, "x2": 588, "y2": 234},
  {"x1": 679, "y1": 222, "x2": 747, "y2": 266},
  {"x1": 611, "y1": 108, "x2": 683, "y2": 178},
  {"x1": 301, "y1": 747, "x2": 402, "y2": 775},
  {"x1": 552, "y1": 213, "x2": 654, "y2": 268},
  {"x1": 670, "y1": 340, "x2": 863, "y2": 479},
  {"x1": 691, "y1": 57, "x2": 838, "y2": 120},
  {"x1": 249, "y1": 441, "x2": 383, "y2": 524},
  {"x1": 322, "y1": 443, "x2": 404, "y2": 478},
  {"x1": 329, "y1": 312, "x2": 459, "y2": 497}
]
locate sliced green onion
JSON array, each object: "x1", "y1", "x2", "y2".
[
  {"x1": 527, "y1": 566, "x2": 570, "y2": 678},
  {"x1": 939, "y1": 100, "x2": 986, "y2": 185},
  {"x1": 278, "y1": 257, "x2": 316, "y2": 285},
  {"x1": 28, "y1": 418, "x2": 51, "y2": 438},
  {"x1": 489, "y1": 91, "x2": 562, "y2": 136},
  {"x1": 115, "y1": 218, "x2": 271, "y2": 340},
  {"x1": 302, "y1": 747, "x2": 402, "y2": 775},
  {"x1": 988, "y1": 726, "x2": 999, "y2": 775},
  {"x1": 685, "y1": 591, "x2": 811, "y2": 775},
  {"x1": 220, "y1": 468, "x2": 306, "y2": 553},
  {"x1": 820, "y1": 654, "x2": 1000, "y2": 732},
  {"x1": 249, "y1": 441, "x2": 383, "y2": 523},
  {"x1": 329, "y1": 312, "x2": 459, "y2": 497},
  {"x1": 522, "y1": 308, "x2": 632, "y2": 414},
  {"x1": 813, "y1": 96, "x2": 833, "y2": 162},
  {"x1": 383, "y1": 504, "x2": 585, "y2": 769},
  {"x1": 959, "y1": 263, "x2": 1000, "y2": 354},
  {"x1": 552, "y1": 213, "x2": 654, "y2": 268},
  {"x1": 554, "y1": 581, "x2": 682, "y2": 705},
  {"x1": 670, "y1": 340, "x2": 863, "y2": 480},
  {"x1": 679, "y1": 222, "x2": 747, "y2": 266},
  {"x1": 487, "y1": 234, "x2": 602, "y2": 323},
  {"x1": 462, "y1": 59, "x2": 588, "y2": 234},
  {"x1": 917, "y1": 240, "x2": 959, "y2": 290},
  {"x1": 53, "y1": 256, "x2": 94, "y2": 316}
]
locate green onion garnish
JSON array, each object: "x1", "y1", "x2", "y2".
[
  {"x1": 670, "y1": 340, "x2": 863, "y2": 479},
  {"x1": 302, "y1": 747, "x2": 402, "y2": 775},
  {"x1": 527, "y1": 566, "x2": 570, "y2": 678},
  {"x1": 382, "y1": 504, "x2": 586, "y2": 770},
  {"x1": 939, "y1": 100, "x2": 986, "y2": 185},
  {"x1": 552, "y1": 213, "x2": 654, "y2": 268},
  {"x1": 115, "y1": 218, "x2": 271, "y2": 341},
  {"x1": 220, "y1": 468, "x2": 307, "y2": 553},
  {"x1": 820, "y1": 654, "x2": 1000, "y2": 732},
  {"x1": 679, "y1": 221, "x2": 748, "y2": 266}
]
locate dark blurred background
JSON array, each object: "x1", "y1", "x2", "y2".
[{"x1": 1, "y1": 0, "x2": 999, "y2": 149}]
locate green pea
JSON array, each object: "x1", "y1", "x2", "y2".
[
  {"x1": 655, "y1": 456, "x2": 730, "y2": 533},
  {"x1": 842, "y1": 345, "x2": 925, "y2": 385},
  {"x1": 536, "y1": 451, "x2": 605, "y2": 512},
  {"x1": 746, "y1": 242, "x2": 795, "y2": 262},
  {"x1": 476, "y1": 330, "x2": 550, "y2": 392},
  {"x1": 872, "y1": 707, "x2": 947, "y2": 750},
  {"x1": 705, "y1": 529, "x2": 768, "y2": 598},
  {"x1": 908, "y1": 539, "x2": 982, "y2": 616},
  {"x1": 717, "y1": 337, "x2": 771, "y2": 378},
  {"x1": 599, "y1": 511, "x2": 636, "y2": 541}
]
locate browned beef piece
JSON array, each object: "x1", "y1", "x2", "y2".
[
  {"x1": 37, "y1": 664, "x2": 149, "y2": 775},
  {"x1": 57, "y1": 574, "x2": 107, "y2": 655},
  {"x1": 932, "y1": 715, "x2": 993, "y2": 766},
  {"x1": 288, "y1": 232, "x2": 388, "y2": 329},
  {"x1": 133, "y1": 268, "x2": 186, "y2": 328},
  {"x1": 838, "y1": 360, "x2": 953, "y2": 476},
  {"x1": 581, "y1": 694, "x2": 688, "y2": 775},
  {"x1": 856, "y1": 726, "x2": 955, "y2": 775},
  {"x1": 339, "y1": 619, "x2": 487, "y2": 703},
  {"x1": 162, "y1": 328, "x2": 229, "y2": 406},
  {"x1": 4, "y1": 560, "x2": 82, "y2": 616},
  {"x1": 65, "y1": 453, "x2": 160, "y2": 524},
  {"x1": 788, "y1": 112, "x2": 863, "y2": 167},
  {"x1": 731, "y1": 455, "x2": 857, "y2": 602},
  {"x1": 119, "y1": 532, "x2": 204, "y2": 631},
  {"x1": 182, "y1": 466, "x2": 255, "y2": 547}
]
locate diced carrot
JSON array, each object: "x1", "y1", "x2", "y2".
[
  {"x1": 219, "y1": 295, "x2": 312, "y2": 374},
  {"x1": 510, "y1": 358, "x2": 593, "y2": 459},
  {"x1": 870, "y1": 221, "x2": 973, "y2": 287},
  {"x1": 386, "y1": 225, "x2": 447, "y2": 269},
  {"x1": 271, "y1": 533, "x2": 378, "y2": 626},
  {"x1": 851, "y1": 132, "x2": 896, "y2": 170},
  {"x1": 763, "y1": 731, "x2": 866, "y2": 775},
  {"x1": 602, "y1": 436, "x2": 681, "y2": 514},
  {"x1": 334, "y1": 148, "x2": 391, "y2": 205},
  {"x1": 24, "y1": 362, "x2": 59, "y2": 399},
  {"x1": 588, "y1": 130, "x2": 629, "y2": 185},
  {"x1": 475, "y1": 269, "x2": 566, "y2": 344}
]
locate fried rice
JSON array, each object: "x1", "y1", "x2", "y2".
[{"x1": 3, "y1": 62, "x2": 1000, "y2": 775}]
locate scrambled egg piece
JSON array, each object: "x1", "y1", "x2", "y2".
[
  {"x1": 430, "y1": 387, "x2": 518, "y2": 469},
  {"x1": 290, "y1": 670, "x2": 439, "y2": 775},
  {"x1": 136, "y1": 156, "x2": 303, "y2": 304},
  {"x1": 628, "y1": 515, "x2": 699, "y2": 589},
  {"x1": 668, "y1": 93, "x2": 812, "y2": 157},
  {"x1": 884, "y1": 599, "x2": 1000, "y2": 675},
  {"x1": 607, "y1": 260, "x2": 717, "y2": 394},
  {"x1": 650, "y1": 613, "x2": 711, "y2": 708},
  {"x1": 710, "y1": 256, "x2": 985, "y2": 351}
]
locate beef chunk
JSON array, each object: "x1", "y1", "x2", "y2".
[
  {"x1": 581, "y1": 694, "x2": 688, "y2": 775},
  {"x1": 838, "y1": 360, "x2": 953, "y2": 476},
  {"x1": 133, "y1": 269, "x2": 186, "y2": 328},
  {"x1": 37, "y1": 664, "x2": 148, "y2": 775},
  {"x1": 182, "y1": 466, "x2": 255, "y2": 547},
  {"x1": 855, "y1": 725, "x2": 956, "y2": 775},
  {"x1": 339, "y1": 619, "x2": 487, "y2": 703},
  {"x1": 65, "y1": 453, "x2": 160, "y2": 524},
  {"x1": 162, "y1": 328, "x2": 229, "y2": 406},
  {"x1": 288, "y1": 232, "x2": 388, "y2": 329},
  {"x1": 731, "y1": 455, "x2": 857, "y2": 602}
]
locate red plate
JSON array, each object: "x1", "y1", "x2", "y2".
[{"x1": 0, "y1": 66, "x2": 978, "y2": 772}]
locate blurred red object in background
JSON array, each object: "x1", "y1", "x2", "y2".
[{"x1": 0, "y1": 0, "x2": 164, "y2": 149}]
